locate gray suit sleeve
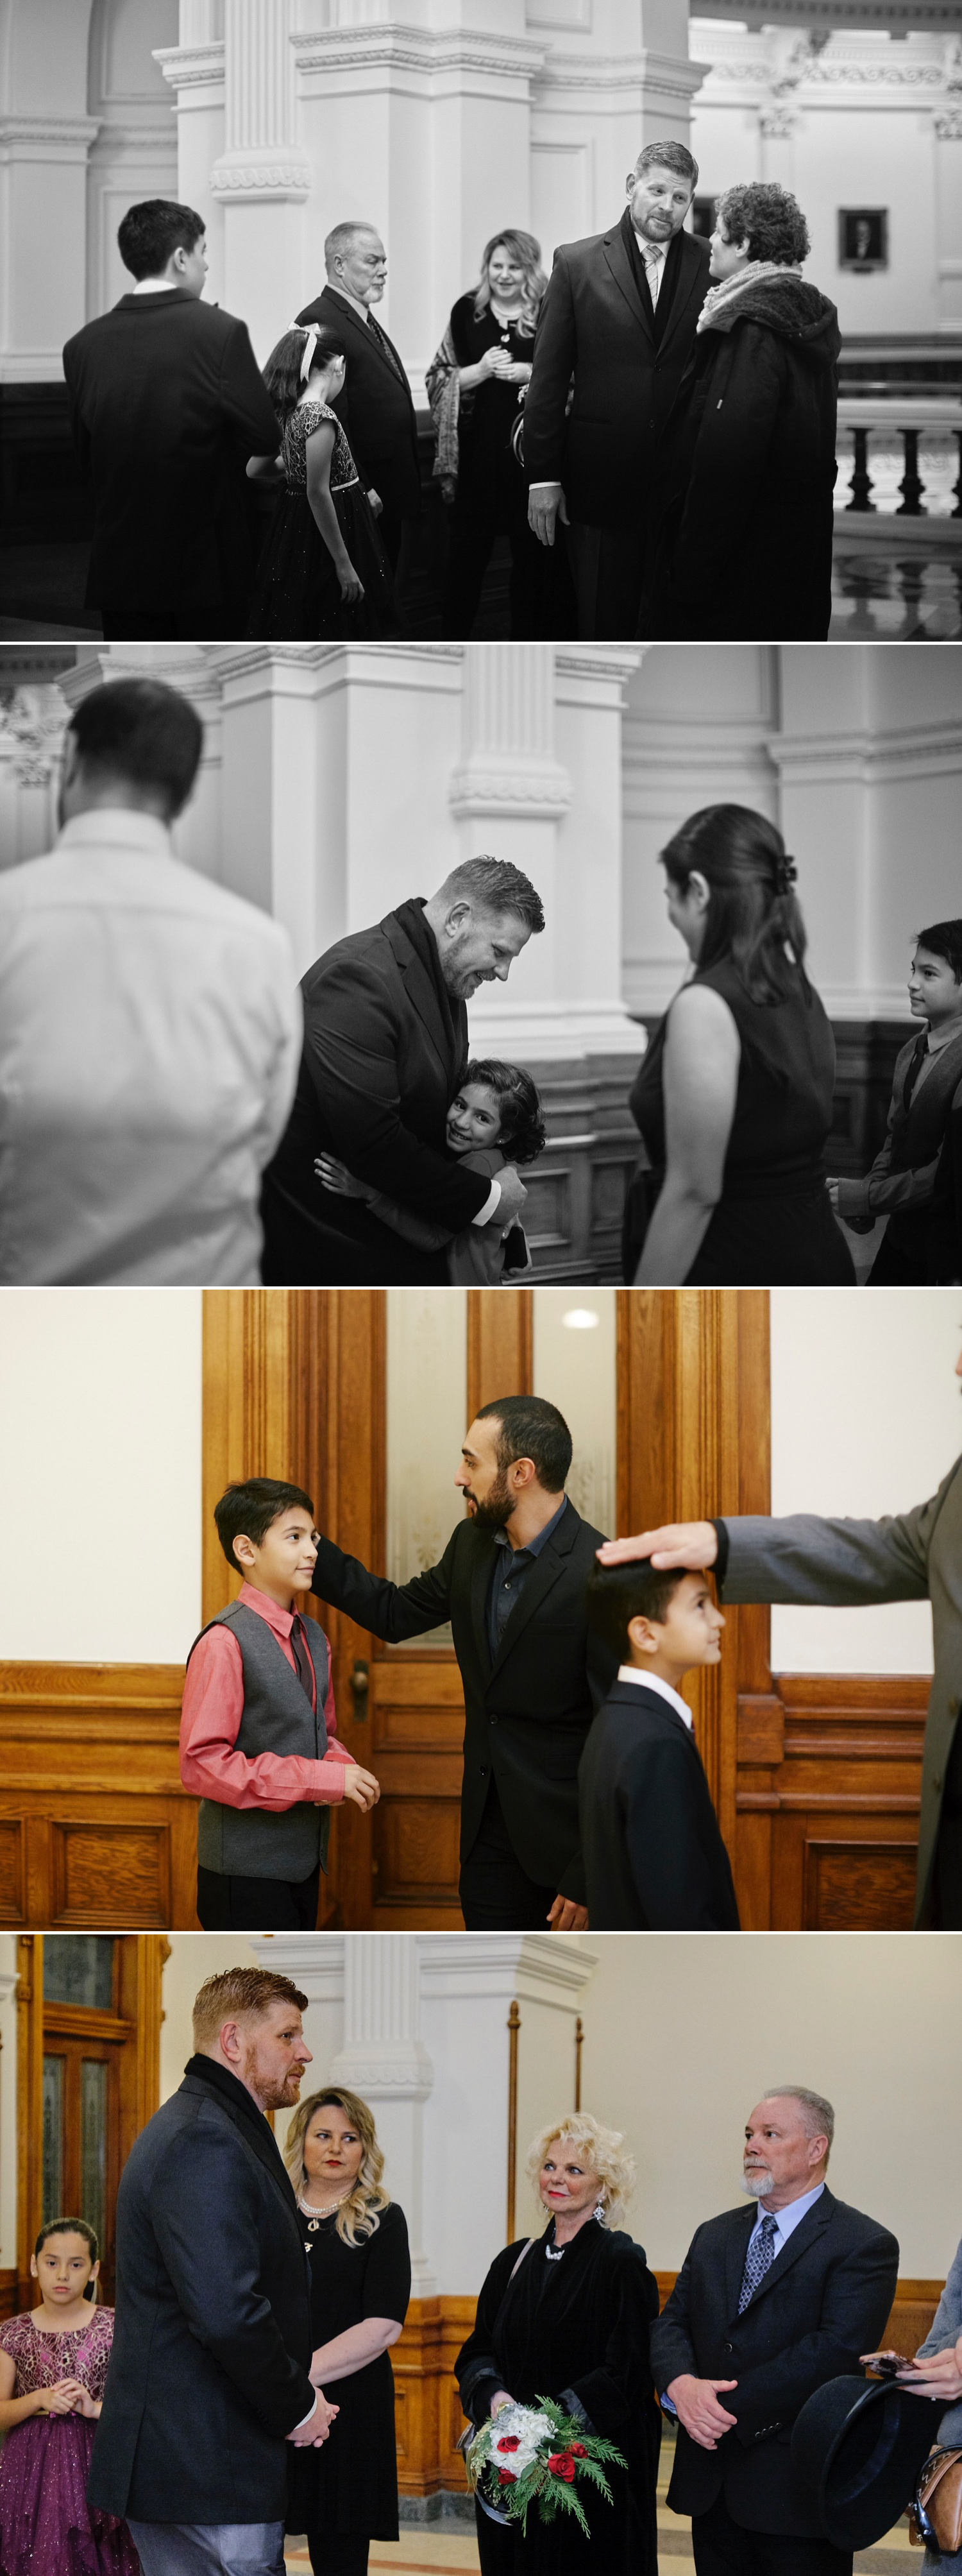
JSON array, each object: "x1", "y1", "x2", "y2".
[
  {"x1": 717, "y1": 1463, "x2": 961, "y2": 1608},
  {"x1": 916, "y1": 2235, "x2": 962, "y2": 2358}
]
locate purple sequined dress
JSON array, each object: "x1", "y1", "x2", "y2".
[{"x1": 0, "y1": 2310, "x2": 139, "y2": 2576}]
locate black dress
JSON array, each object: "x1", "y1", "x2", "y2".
[
  {"x1": 455, "y1": 2219, "x2": 661, "y2": 2576},
  {"x1": 249, "y1": 400, "x2": 403, "y2": 640},
  {"x1": 627, "y1": 955, "x2": 855, "y2": 1284},
  {"x1": 443, "y1": 294, "x2": 548, "y2": 640},
  {"x1": 287, "y1": 2199, "x2": 411, "y2": 2571}
]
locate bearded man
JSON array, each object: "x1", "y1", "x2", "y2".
[
  {"x1": 260, "y1": 855, "x2": 543, "y2": 1284},
  {"x1": 88, "y1": 1967, "x2": 335, "y2": 2576},
  {"x1": 309, "y1": 1394, "x2": 618, "y2": 1929}
]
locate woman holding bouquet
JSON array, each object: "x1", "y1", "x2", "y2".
[
  {"x1": 455, "y1": 2114, "x2": 661, "y2": 2574},
  {"x1": 284, "y1": 2086, "x2": 411, "y2": 2576}
]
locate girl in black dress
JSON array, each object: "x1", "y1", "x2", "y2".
[
  {"x1": 284, "y1": 2086, "x2": 411, "y2": 2576},
  {"x1": 426, "y1": 231, "x2": 549, "y2": 639},
  {"x1": 248, "y1": 326, "x2": 402, "y2": 639},
  {"x1": 625, "y1": 803, "x2": 855, "y2": 1285},
  {"x1": 456, "y1": 2113, "x2": 661, "y2": 2576}
]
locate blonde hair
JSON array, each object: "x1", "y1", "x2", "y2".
[
  {"x1": 283, "y1": 2088, "x2": 391, "y2": 2246},
  {"x1": 473, "y1": 230, "x2": 546, "y2": 339},
  {"x1": 526, "y1": 2114, "x2": 637, "y2": 2231}
]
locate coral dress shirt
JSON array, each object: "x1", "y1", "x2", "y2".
[{"x1": 180, "y1": 1581, "x2": 351, "y2": 1811}]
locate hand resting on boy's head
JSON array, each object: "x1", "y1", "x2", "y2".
[{"x1": 597, "y1": 1521, "x2": 719, "y2": 1572}]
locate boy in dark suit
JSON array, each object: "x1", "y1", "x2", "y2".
[
  {"x1": 579, "y1": 1556, "x2": 739, "y2": 1928},
  {"x1": 180, "y1": 1477, "x2": 380, "y2": 1931}
]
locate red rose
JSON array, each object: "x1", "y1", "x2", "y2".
[
  {"x1": 497, "y1": 2468, "x2": 518, "y2": 2486},
  {"x1": 496, "y1": 2436, "x2": 521, "y2": 2452},
  {"x1": 569, "y1": 2442, "x2": 588, "y2": 2457},
  {"x1": 548, "y1": 2452, "x2": 577, "y2": 2481}
]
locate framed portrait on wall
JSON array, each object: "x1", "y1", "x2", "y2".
[{"x1": 839, "y1": 209, "x2": 888, "y2": 272}]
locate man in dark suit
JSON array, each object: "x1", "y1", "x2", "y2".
[
  {"x1": 308, "y1": 1393, "x2": 618, "y2": 1929},
  {"x1": 261, "y1": 855, "x2": 541, "y2": 1285},
  {"x1": 651, "y1": 2086, "x2": 900, "y2": 2576},
  {"x1": 296, "y1": 220, "x2": 421, "y2": 574},
  {"x1": 524, "y1": 140, "x2": 710, "y2": 639},
  {"x1": 87, "y1": 1964, "x2": 335, "y2": 2576},
  {"x1": 580, "y1": 1558, "x2": 740, "y2": 1927},
  {"x1": 63, "y1": 199, "x2": 280, "y2": 641}
]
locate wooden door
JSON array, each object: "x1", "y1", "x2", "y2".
[{"x1": 16, "y1": 1934, "x2": 164, "y2": 2312}]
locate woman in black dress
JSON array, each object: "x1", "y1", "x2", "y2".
[
  {"x1": 455, "y1": 2113, "x2": 661, "y2": 2576},
  {"x1": 426, "y1": 231, "x2": 549, "y2": 639},
  {"x1": 625, "y1": 803, "x2": 855, "y2": 1285},
  {"x1": 247, "y1": 325, "x2": 402, "y2": 639},
  {"x1": 284, "y1": 2086, "x2": 410, "y2": 2576}
]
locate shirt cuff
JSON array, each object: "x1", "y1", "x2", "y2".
[
  {"x1": 711, "y1": 1519, "x2": 730, "y2": 1591},
  {"x1": 473, "y1": 1180, "x2": 502, "y2": 1227},
  {"x1": 528, "y1": 482, "x2": 561, "y2": 494},
  {"x1": 293, "y1": 2396, "x2": 318, "y2": 2431}
]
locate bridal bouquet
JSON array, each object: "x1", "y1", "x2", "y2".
[{"x1": 464, "y1": 2396, "x2": 627, "y2": 2537}]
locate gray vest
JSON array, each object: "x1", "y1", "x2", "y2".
[{"x1": 189, "y1": 1601, "x2": 331, "y2": 1882}]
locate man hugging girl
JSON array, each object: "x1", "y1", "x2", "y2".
[{"x1": 316, "y1": 1057, "x2": 546, "y2": 1282}]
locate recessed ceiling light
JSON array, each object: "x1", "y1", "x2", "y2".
[{"x1": 562, "y1": 1308, "x2": 600, "y2": 1330}]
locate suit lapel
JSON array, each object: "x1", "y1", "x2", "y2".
[
  {"x1": 326, "y1": 289, "x2": 409, "y2": 395},
  {"x1": 731, "y1": 2189, "x2": 835, "y2": 2322},
  {"x1": 487, "y1": 1506, "x2": 580, "y2": 1682},
  {"x1": 602, "y1": 225, "x2": 654, "y2": 344},
  {"x1": 469, "y1": 1529, "x2": 498, "y2": 1675},
  {"x1": 383, "y1": 911, "x2": 460, "y2": 1086},
  {"x1": 657, "y1": 233, "x2": 708, "y2": 362}
]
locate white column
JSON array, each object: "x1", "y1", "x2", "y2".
[
  {"x1": 207, "y1": 0, "x2": 312, "y2": 357},
  {"x1": 0, "y1": 118, "x2": 99, "y2": 379},
  {"x1": 0, "y1": 685, "x2": 70, "y2": 868},
  {"x1": 621, "y1": 644, "x2": 779, "y2": 1019},
  {"x1": 329, "y1": 1936, "x2": 435, "y2": 2296},
  {"x1": 153, "y1": 15, "x2": 227, "y2": 312}
]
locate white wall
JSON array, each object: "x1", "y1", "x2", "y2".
[
  {"x1": 770, "y1": 1287, "x2": 962, "y2": 1675},
  {"x1": 0, "y1": 1290, "x2": 202, "y2": 1662}
]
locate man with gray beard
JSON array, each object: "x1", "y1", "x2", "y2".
[{"x1": 651, "y1": 2087, "x2": 898, "y2": 2576}]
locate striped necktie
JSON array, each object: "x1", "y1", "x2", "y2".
[
  {"x1": 738, "y1": 2212, "x2": 779, "y2": 2312},
  {"x1": 366, "y1": 310, "x2": 405, "y2": 385}
]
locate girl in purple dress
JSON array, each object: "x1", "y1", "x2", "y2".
[{"x1": 0, "y1": 2217, "x2": 138, "y2": 2576}]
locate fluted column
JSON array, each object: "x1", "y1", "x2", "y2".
[
  {"x1": 330, "y1": 1936, "x2": 435, "y2": 2295},
  {"x1": 208, "y1": 0, "x2": 312, "y2": 357}
]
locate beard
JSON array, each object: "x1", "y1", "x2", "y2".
[
  {"x1": 741, "y1": 2165, "x2": 773, "y2": 2199},
  {"x1": 468, "y1": 1467, "x2": 515, "y2": 1530}
]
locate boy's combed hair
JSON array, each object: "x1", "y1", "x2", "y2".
[
  {"x1": 117, "y1": 198, "x2": 205, "y2": 279},
  {"x1": 463, "y1": 1059, "x2": 546, "y2": 1164},
  {"x1": 262, "y1": 325, "x2": 347, "y2": 428},
  {"x1": 214, "y1": 1476, "x2": 315, "y2": 1571},
  {"x1": 915, "y1": 919, "x2": 962, "y2": 984},
  {"x1": 192, "y1": 1965, "x2": 308, "y2": 2051},
  {"x1": 585, "y1": 1558, "x2": 689, "y2": 1658},
  {"x1": 69, "y1": 678, "x2": 202, "y2": 823}
]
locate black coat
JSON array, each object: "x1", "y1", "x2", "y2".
[
  {"x1": 650, "y1": 2187, "x2": 899, "y2": 2537},
  {"x1": 62, "y1": 291, "x2": 280, "y2": 625},
  {"x1": 260, "y1": 898, "x2": 492, "y2": 1284},
  {"x1": 642, "y1": 271, "x2": 840, "y2": 641},
  {"x1": 523, "y1": 214, "x2": 710, "y2": 529},
  {"x1": 578, "y1": 1679, "x2": 740, "y2": 1929},
  {"x1": 455, "y1": 2219, "x2": 661, "y2": 2576},
  {"x1": 87, "y1": 2056, "x2": 316, "y2": 2525},
  {"x1": 310, "y1": 1500, "x2": 617, "y2": 1902},
  {"x1": 296, "y1": 285, "x2": 421, "y2": 522}
]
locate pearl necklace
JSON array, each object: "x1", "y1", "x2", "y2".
[{"x1": 298, "y1": 2186, "x2": 352, "y2": 2232}]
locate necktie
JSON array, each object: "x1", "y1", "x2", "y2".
[
  {"x1": 289, "y1": 1614, "x2": 316, "y2": 1709},
  {"x1": 366, "y1": 310, "x2": 405, "y2": 385},
  {"x1": 738, "y1": 2212, "x2": 779, "y2": 2312},
  {"x1": 902, "y1": 1028, "x2": 929, "y2": 1110},
  {"x1": 642, "y1": 245, "x2": 664, "y2": 311}
]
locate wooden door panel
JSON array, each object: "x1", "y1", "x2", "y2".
[
  {"x1": 801, "y1": 1838, "x2": 918, "y2": 1932},
  {"x1": 373, "y1": 1798, "x2": 462, "y2": 1907},
  {"x1": 734, "y1": 1675, "x2": 927, "y2": 1930},
  {"x1": 50, "y1": 1824, "x2": 172, "y2": 1928},
  {"x1": 0, "y1": 1821, "x2": 24, "y2": 1923}
]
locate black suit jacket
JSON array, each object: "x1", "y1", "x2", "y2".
[
  {"x1": 310, "y1": 1501, "x2": 618, "y2": 1901},
  {"x1": 523, "y1": 216, "x2": 710, "y2": 529},
  {"x1": 62, "y1": 291, "x2": 280, "y2": 621},
  {"x1": 296, "y1": 285, "x2": 421, "y2": 521},
  {"x1": 87, "y1": 2056, "x2": 315, "y2": 2524},
  {"x1": 578, "y1": 1679, "x2": 740, "y2": 1929},
  {"x1": 261, "y1": 901, "x2": 493, "y2": 1284},
  {"x1": 650, "y1": 2188, "x2": 899, "y2": 2537}
]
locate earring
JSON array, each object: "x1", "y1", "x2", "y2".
[{"x1": 594, "y1": 2199, "x2": 605, "y2": 2223}]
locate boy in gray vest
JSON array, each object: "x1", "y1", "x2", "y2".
[{"x1": 181, "y1": 1476, "x2": 380, "y2": 1929}]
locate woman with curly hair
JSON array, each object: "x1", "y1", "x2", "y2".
[
  {"x1": 625, "y1": 805, "x2": 854, "y2": 1284},
  {"x1": 643, "y1": 182, "x2": 839, "y2": 640},
  {"x1": 283, "y1": 2087, "x2": 410, "y2": 2576},
  {"x1": 426, "y1": 232, "x2": 551, "y2": 638},
  {"x1": 314, "y1": 1056, "x2": 546, "y2": 1281},
  {"x1": 455, "y1": 2114, "x2": 661, "y2": 2573}
]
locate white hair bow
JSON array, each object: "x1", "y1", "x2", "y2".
[{"x1": 290, "y1": 323, "x2": 319, "y2": 381}]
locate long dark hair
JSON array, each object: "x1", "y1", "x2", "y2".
[
  {"x1": 461, "y1": 1059, "x2": 546, "y2": 1164},
  {"x1": 262, "y1": 325, "x2": 347, "y2": 429},
  {"x1": 661, "y1": 805, "x2": 807, "y2": 1007}
]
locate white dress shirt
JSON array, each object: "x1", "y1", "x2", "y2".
[
  {"x1": 0, "y1": 810, "x2": 302, "y2": 1284},
  {"x1": 747, "y1": 2180, "x2": 825, "y2": 2260},
  {"x1": 616, "y1": 1666, "x2": 693, "y2": 1729}
]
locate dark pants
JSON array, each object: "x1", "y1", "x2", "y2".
[
  {"x1": 444, "y1": 466, "x2": 548, "y2": 640},
  {"x1": 566, "y1": 520, "x2": 648, "y2": 641},
  {"x1": 692, "y1": 2494, "x2": 852, "y2": 2576},
  {"x1": 99, "y1": 595, "x2": 241, "y2": 642},
  {"x1": 459, "y1": 1779, "x2": 558, "y2": 1931},
  {"x1": 196, "y1": 1864, "x2": 321, "y2": 1932},
  {"x1": 307, "y1": 2539, "x2": 369, "y2": 2576}
]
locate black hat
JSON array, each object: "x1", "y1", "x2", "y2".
[{"x1": 791, "y1": 2375, "x2": 943, "y2": 2549}]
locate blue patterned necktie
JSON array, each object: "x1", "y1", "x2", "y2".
[{"x1": 739, "y1": 2212, "x2": 779, "y2": 2313}]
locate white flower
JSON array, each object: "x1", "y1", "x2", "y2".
[{"x1": 489, "y1": 2403, "x2": 553, "y2": 2477}]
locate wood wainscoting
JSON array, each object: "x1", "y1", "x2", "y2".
[{"x1": 0, "y1": 1662, "x2": 198, "y2": 1929}]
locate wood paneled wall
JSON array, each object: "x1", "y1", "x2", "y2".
[{"x1": 0, "y1": 1662, "x2": 197, "y2": 1929}]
